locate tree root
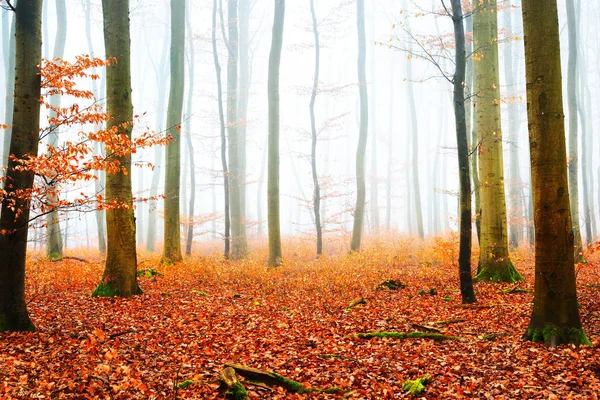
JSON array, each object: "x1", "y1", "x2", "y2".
[{"x1": 220, "y1": 367, "x2": 249, "y2": 399}]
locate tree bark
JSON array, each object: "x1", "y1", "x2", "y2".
[
  {"x1": 350, "y1": 0, "x2": 368, "y2": 251},
  {"x1": 267, "y1": 0, "x2": 285, "y2": 266},
  {"x1": 451, "y1": 0, "x2": 477, "y2": 304},
  {"x1": 185, "y1": 0, "x2": 195, "y2": 256},
  {"x1": 92, "y1": 0, "x2": 141, "y2": 297},
  {"x1": 213, "y1": 0, "x2": 231, "y2": 258},
  {"x1": 473, "y1": 0, "x2": 522, "y2": 282},
  {"x1": 521, "y1": 0, "x2": 589, "y2": 346},
  {"x1": 238, "y1": 0, "x2": 251, "y2": 243},
  {"x1": 162, "y1": 0, "x2": 185, "y2": 263},
  {"x1": 2, "y1": 5, "x2": 16, "y2": 180},
  {"x1": 0, "y1": 0, "x2": 41, "y2": 332},
  {"x1": 309, "y1": 0, "x2": 322, "y2": 256}
]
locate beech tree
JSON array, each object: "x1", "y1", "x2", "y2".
[
  {"x1": 162, "y1": 0, "x2": 185, "y2": 264},
  {"x1": 520, "y1": 0, "x2": 589, "y2": 346},
  {"x1": 350, "y1": 0, "x2": 368, "y2": 252},
  {"x1": 267, "y1": 0, "x2": 285, "y2": 267},
  {"x1": 472, "y1": 0, "x2": 522, "y2": 283},
  {"x1": 0, "y1": 0, "x2": 41, "y2": 332},
  {"x1": 93, "y1": 0, "x2": 141, "y2": 297}
]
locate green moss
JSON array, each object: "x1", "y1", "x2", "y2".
[
  {"x1": 176, "y1": 380, "x2": 194, "y2": 389},
  {"x1": 226, "y1": 381, "x2": 249, "y2": 399},
  {"x1": 402, "y1": 375, "x2": 431, "y2": 396},
  {"x1": 47, "y1": 252, "x2": 61, "y2": 261},
  {"x1": 137, "y1": 268, "x2": 163, "y2": 278},
  {"x1": 525, "y1": 324, "x2": 592, "y2": 346},
  {"x1": 91, "y1": 282, "x2": 120, "y2": 297},
  {"x1": 379, "y1": 280, "x2": 405, "y2": 290},
  {"x1": 474, "y1": 260, "x2": 524, "y2": 283},
  {"x1": 355, "y1": 331, "x2": 457, "y2": 342}
]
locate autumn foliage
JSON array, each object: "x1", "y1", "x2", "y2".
[{"x1": 1, "y1": 235, "x2": 598, "y2": 398}]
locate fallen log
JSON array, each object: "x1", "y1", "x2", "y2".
[
  {"x1": 352, "y1": 331, "x2": 458, "y2": 342},
  {"x1": 220, "y1": 367, "x2": 249, "y2": 399}
]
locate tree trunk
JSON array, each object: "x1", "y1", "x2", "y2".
[
  {"x1": 0, "y1": 0, "x2": 42, "y2": 332},
  {"x1": 309, "y1": 0, "x2": 323, "y2": 256},
  {"x1": 369, "y1": 1, "x2": 379, "y2": 233},
  {"x1": 386, "y1": 59, "x2": 394, "y2": 231},
  {"x1": 185, "y1": 1, "x2": 196, "y2": 256},
  {"x1": 213, "y1": 0, "x2": 231, "y2": 258},
  {"x1": 162, "y1": 0, "x2": 185, "y2": 263},
  {"x1": 267, "y1": 0, "x2": 285, "y2": 266},
  {"x1": 451, "y1": 0, "x2": 477, "y2": 304},
  {"x1": 238, "y1": 0, "x2": 251, "y2": 243},
  {"x1": 256, "y1": 134, "x2": 267, "y2": 236},
  {"x1": 473, "y1": 0, "x2": 522, "y2": 282},
  {"x1": 92, "y1": 0, "x2": 141, "y2": 297},
  {"x1": 520, "y1": 0, "x2": 588, "y2": 347},
  {"x1": 350, "y1": 0, "x2": 368, "y2": 252},
  {"x1": 44, "y1": 0, "x2": 67, "y2": 260},
  {"x1": 565, "y1": 0, "x2": 583, "y2": 261}
]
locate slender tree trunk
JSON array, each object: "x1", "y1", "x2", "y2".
[
  {"x1": 93, "y1": 0, "x2": 141, "y2": 297},
  {"x1": 256, "y1": 134, "x2": 267, "y2": 236},
  {"x1": 369, "y1": 1, "x2": 379, "y2": 233},
  {"x1": 350, "y1": 0, "x2": 369, "y2": 251},
  {"x1": 386, "y1": 59, "x2": 394, "y2": 231},
  {"x1": 45, "y1": 0, "x2": 67, "y2": 259},
  {"x1": 0, "y1": 0, "x2": 42, "y2": 332},
  {"x1": 566, "y1": 0, "x2": 583, "y2": 261},
  {"x1": 309, "y1": 0, "x2": 322, "y2": 256},
  {"x1": 267, "y1": 0, "x2": 285, "y2": 266},
  {"x1": 225, "y1": 0, "x2": 247, "y2": 258},
  {"x1": 162, "y1": 0, "x2": 185, "y2": 263},
  {"x1": 451, "y1": 0, "x2": 476, "y2": 304},
  {"x1": 184, "y1": 2, "x2": 196, "y2": 256},
  {"x1": 213, "y1": 0, "x2": 231, "y2": 258},
  {"x1": 2, "y1": 7, "x2": 16, "y2": 180},
  {"x1": 521, "y1": 0, "x2": 588, "y2": 346},
  {"x1": 405, "y1": 128, "x2": 412, "y2": 234},
  {"x1": 473, "y1": 0, "x2": 521, "y2": 282},
  {"x1": 238, "y1": 0, "x2": 251, "y2": 242}
]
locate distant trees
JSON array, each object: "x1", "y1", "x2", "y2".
[
  {"x1": 92, "y1": 0, "x2": 141, "y2": 297},
  {"x1": 520, "y1": 0, "x2": 589, "y2": 347},
  {"x1": 267, "y1": 0, "x2": 285, "y2": 267},
  {"x1": 0, "y1": 0, "x2": 42, "y2": 332},
  {"x1": 350, "y1": 0, "x2": 368, "y2": 252},
  {"x1": 162, "y1": 0, "x2": 185, "y2": 264}
]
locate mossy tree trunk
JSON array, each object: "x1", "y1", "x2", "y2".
[
  {"x1": 350, "y1": 0, "x2": 368, "y2": 252},
  {"x1": 162, "y1": 0, "x2": 185, "y2": 264},
  {"x1": 267, "y1": 0, "x2": 285, "y2": 267},
  {"x1": 451, "y1": 0, "x2": 477, "y2": 304},
  {"x1": 0, "y1": 0, "x2": 42, "y2": 332},
  {"x1": 473, "y1": 0, "x2": 522, "y2": 283},
  {"x1": 45, "y1": 0, "x2": 67, "y2": 260},
  {"x1": 565, "y1": 0, "x2": 583, "y2": 261},
  {"x1": 521, "y1": 0, "x2": 589, "y2": 347},
  {"x1": 93, "y1": 0, "x2": 141, "y2": 298}
]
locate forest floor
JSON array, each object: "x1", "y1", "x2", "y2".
[{"x1": 1, "y1": 234, "x2": 600, "y2": 399}]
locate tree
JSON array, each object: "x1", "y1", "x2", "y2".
[
  {"x1": 1, "y1": 2, "x2": 15, "y2": 179},
  {"x1": 224, "y1": 0, "x2": 247, "y2": 258},
  {"x1": 267, "y1": 0, "x2": 285, "y2": 267},
  {"x1": 520, "y1": 0, "x2": 589, "y2": 347},
  {"x1": 93, "y1": 0, "x2": 141, "y2": 297},
  {"x1": 472, "y1": 0, "x2": 522, "y2": 282},
  {"x1": 184, "y1": 0, "x2": 195, "y2": 256},
  {"x1": 162, "y1": 0, "x2": 185, "y2": 264},
  {"x1": 212, "y1": 0, "x2": 231, "y2": 258},
  {"x1": 0, "y1": 0, "x2": 41, "y2": 332},
  {"x1": 449, "y1": 0, "x2": 477, "y2": 304},
  {"x1": 350, "y1": 0, "x2": 368, "y2": 252},
  {"x1": 309, "y1": 0, "x2": 323, "y2": 256},
  {"x1": 45, "y1": 0, "x2": 67, "y2": 260}
]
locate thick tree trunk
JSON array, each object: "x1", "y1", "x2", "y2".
[
  {"x1": 521, "y1": 0, "x2": 588, "y2": 346},
  {"x1": 162, "y1": 0, "x2": 185, "y2": 263},
  {"x1": 45, "y1": 0, "x2": 67, "y2": 259},
  {"x1": 473, "y1": 0, "x2": 521, "y2": 282},
  {"x1": 309, "y1": 0, "x2": 322, "y2": 256},
  {"x1": 350, "y1": 0, "x2": 368, "y2": 252},
  {"x1": 0, "y1": 0, "x2": 42, "y2": 332},
  {"x1": 267, "y1": 0, "x2": 285, "y2": 266},
  {"x1": 93, "y1": 0, "x2": 141, "y2": 297},
  {"x1": 213, "y1": 0, "x2": 231, "y2": 258},
  {"x1": 451, "y1": 0, "x2": 476, "y2": 304}
]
